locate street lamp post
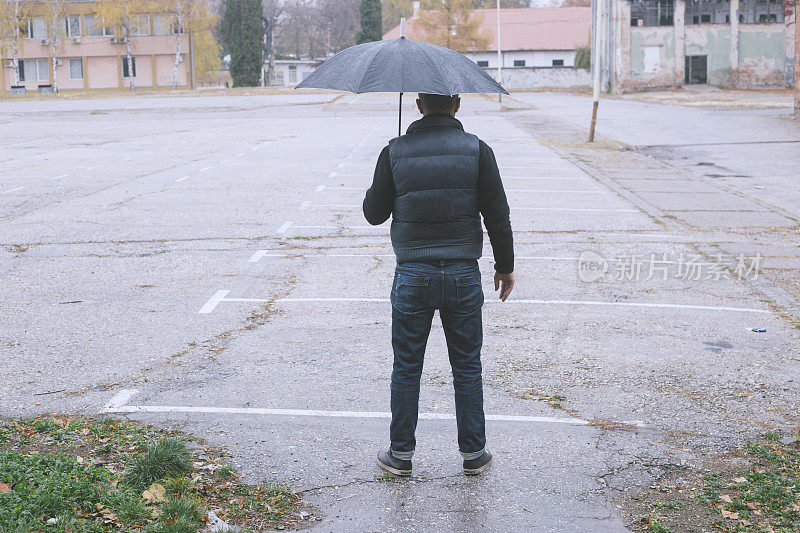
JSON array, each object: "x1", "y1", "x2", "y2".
[
  {"x1": 795, "y1": 0, "x2": 799, "y2": 116},
  {"x1": 588, "y1": 0, "x2": 603, "y2": 142},
  {"x1": 497, "y1": 0, "x2": 502, "y2": 104}
]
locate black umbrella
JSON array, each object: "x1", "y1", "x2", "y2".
[{"x1": 295, "y1": 21, "x2": 508, "y2": 136}]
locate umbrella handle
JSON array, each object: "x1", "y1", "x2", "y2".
[{"x1": 398, "y1": 92, "x2": 403, "y2": 137}]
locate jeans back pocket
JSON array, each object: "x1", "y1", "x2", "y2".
[{"x1": 392, "y1": 272, "x2": 430, "y2": 313}]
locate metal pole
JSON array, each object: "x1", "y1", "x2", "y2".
[
  {"x1": 497, "y1": 0, "x2": 502, "y2": 104},
  {"x1": 399, "y1": 92, "x2": 403, "y2": 137},
  {"x1": 794, "y1": 0, "x2": 799, "y2": 116},
  {"x1": 589, "y1": 0, "x2": 602, "y2": 142},
  {"x1": 189, "y1": 31, "x2": 196, "y2": 91}
]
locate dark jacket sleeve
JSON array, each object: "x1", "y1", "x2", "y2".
[
  {"x1": 478, "y1": 140, "x2": 514, "y2": 274},
  {"x1": 363, "y1": 145, "x2": 395, "y2": 225}
]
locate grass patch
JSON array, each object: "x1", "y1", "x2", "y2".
[
  {"x1": 0, "y1": 415, "x2": 312, "y2": 531},
  {"x1": 622, "y1": 432, "x2": 799, "y2": 532},
  {"x1": 123, "y1": 439, "x2": 192, "y2": 491}
]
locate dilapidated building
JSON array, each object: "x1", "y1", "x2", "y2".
[{"x1": 607, "y1": 0, "x2": 795, "y2": 91}]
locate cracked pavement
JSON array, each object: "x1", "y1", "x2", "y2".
[{"x1": 1, "y1": 91, "x2": 798, "y2": 532}]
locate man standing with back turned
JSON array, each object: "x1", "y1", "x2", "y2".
[{"x1": 363, "y1": 93, "x2": 515, "y2": 477}]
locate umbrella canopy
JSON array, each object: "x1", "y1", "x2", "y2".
[{"x1": 296, "y1": 36, "x2": 508, "y2": 96}]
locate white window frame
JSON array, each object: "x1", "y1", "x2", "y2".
[
  {"x1": 85, "y1": 15, "x2": 114, "y2": 37},
  {"x1": 65, "y1": 15, "x2": 81, "y2": 38},
  {"x1": 133, "y1": 14, "x2": 150, "y2": 36},
  {"x1": 28, "y1": 17, "x2": 47, "y2": 40},
  {"x1": 19, "y1": 58, "x2": 49, "y2": 83},
  {"x1": 152, "y1": 14, "x2": 172, "y2": 36},
  {"x1": 68, "y1": 58, "x2": 83, "y2": 80}
]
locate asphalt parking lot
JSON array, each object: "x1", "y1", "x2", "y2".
[{"x1": 1, "y1": 91, "x2": 798, "y2": 532}]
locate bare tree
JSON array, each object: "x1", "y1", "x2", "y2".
[
  {"x1": 44, "y1": 0, "x2": 69, "y2": 92},
  {"x1": 263, "y1": 0, "x2": 283, "y2": 85},
  {"x1": 0, "y1": 0, "x2": 33, "y2": 85},
  {"x1": 96, "y1": 0, "x2": 151, "y2": 91}
]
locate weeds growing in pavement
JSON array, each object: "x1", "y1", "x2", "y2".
[
  {"x1": 123, "y1": 438, "x2": 192, "y2": 491},
  {"x1": 0, "y1": 416, "x2": 306, "y2": 531}
]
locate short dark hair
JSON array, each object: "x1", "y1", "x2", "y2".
[{"x1": 418, "y1": 93, "x2": 459, "y2": 113}]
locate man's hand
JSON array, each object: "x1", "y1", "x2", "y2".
[{"x1": 494, "y1": 272, "x2": 515, "y2": 302}]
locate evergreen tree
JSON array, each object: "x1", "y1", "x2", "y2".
[
  {"x1": 356, "y1": 0, "x2": 382, "y2": 44},
  {"x1": 221, "y1": 0, "x2": 263, "y2": 87}
]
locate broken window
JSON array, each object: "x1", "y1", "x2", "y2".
[
  {"x1": 738, "y1": 0, "x2": 784, "y2": 23},
  {"x1": 686, "y1": 0, "x2": 731, "y2": 24},
  {"x1": 630, "y1": 0, "x2": 674, "y2": 27}
]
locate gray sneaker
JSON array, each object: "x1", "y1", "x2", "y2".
[
  {"x1": 463, "y1": 450, "x2": 492, "y2": 476},
  {"x1": 377, "y1": 449, "x2": 412, "y2": 477}
]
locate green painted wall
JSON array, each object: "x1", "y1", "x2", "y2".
[
  {"x1": 630, "y1": 27, "x2": 675, "y2": 81},
  {"x1": 685, "y1": 26, "x2": 730, "y2": 85},
  {"x1": 738, "y1": 27, "x2": 785, "y2": 73}
]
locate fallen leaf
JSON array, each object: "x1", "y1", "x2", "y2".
[
  {"x1": 746, "y1": 502, "x2": 759, "y2": 510},
  {"x1": 720, "y1": 495, "x2": 733, "y2": 503},
  {"x1": 721, "y1": 510, "x2": 739, "y2": 520},
  {"x1": 733, "y1": 477, "x2": 746, "y2": 483},
  {"x1": 0, "y1": 483, "x2": 11, "y2": 493},
  {"x1": 142, "y1": 483, "x2": 166, "y2": 503}
]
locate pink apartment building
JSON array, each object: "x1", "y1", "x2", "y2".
[{"x1": 1, "y1": 1, "x2": 194, "y2": 93}]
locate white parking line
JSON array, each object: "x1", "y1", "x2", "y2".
[
  {"x1": 328, "y1": 172, "x2": 338, "y2": 178},
  {"x1": 512, "y1": 207, "x2": 639, "y2": 212},
  {"x1": 220, "y1": 159, "x2": 230, "y2": 164},
  {"x1": 3, "y1": 187, "x2": 24, "y2": 194},
  {"x1": 295, "y1": 204, "x2": 634, "y2": 213},
  {"x1": 503, "y1": 177, "x2": 589, "y2": 181},
  {"x1": 506, "y1": 190, "x2": 605, "y2": 194},
  {"x1": 200, "y1": 166, "x2": 212, "y2": 172},
  {"x1": 276, "y1": 221, "x2": 294, "y2": 235},
  {"x1": 48, "y1": 173, "x2": 69, "y2": 181},
  {"x1": 198, "y1": 293, "x2": 769, "y2": 315},
  {"x1": 100, "y1": 390, "x2": 594, "y2": 426},
  {"x1": 175, "y1": 176, "x2": 189, "y2": 183},
  {"x1": 236, "y1": 152, "x2": 246, "y2": 157}
]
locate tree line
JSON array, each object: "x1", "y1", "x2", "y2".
[
  {"x1": 221, "y1": 0, "x2": 546, "y2": 87},
  {"x1": 0, "y1": 0, "x2": 220, "y2": 91}
]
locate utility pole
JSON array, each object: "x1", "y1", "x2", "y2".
[
  {"x1": 588, "y1": 0, "x2": 603, "y2": 142},
  {"x1": 497, "y1": 0, "x2": 502, "y2": 103},
  {"x1": 795, "y1": 0, "x2": 799, "y2": 116}
]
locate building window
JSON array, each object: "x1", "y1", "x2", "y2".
[
  {"x1": 153, "y1": 15, "x2": 182, "y2": 35},
  {"x1": 122, "y1": 57, "x2": 137, "y2": 78},
  {"x1": 686, "y1": 0, "x2": 731, "y2": 24},
  {"x1": 133, "y1": 14, "x2": 150, "y2": 36},
  {"x1": 69, "y1": 58, "x2": 83, "y2": 80},
  {"x1": 288, "y1": 65, "x2": 297, "y2": 83},
  {"x1": 630, "y1": 0, "x2": 674, "y2": 26},
  {"x1": 552, "y1": 59, "x2": 564, "y2": 67},
  {"x1": 739, "y1": 0, "x2": 784, "y2": 23},
  {"x1": 19, "y1": 59, "x2": 49, "y2": 82},
  {"x1": 25, "y1": 17, "x2": 47, "y2": 39},
  {"x1": 513, "y1": 60, "x2": 526, "y2": 67},
  {"x1": 85, "y1": 15, "x2": 113, "y2": 37},
  {"x1": 476, "y1": 60, "x2": 489, "y2": 67},
  {"x1": 58, "y1": 15, "x2": 81, "y2": 38}
]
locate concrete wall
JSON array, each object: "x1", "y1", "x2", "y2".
[
  {"x1": 614, "y1": 0, "x2": 792, "y2": 92},
  {"x1": 734, "y1": 24, "x2": 788, "y2": 87},
  {"x1": 629, "y1": 26, "x2": 677, "y2": 88},
  {"x1": 468, "y1": 50, "x2": 578, "y2": 68},
  {"x1": 486, "y1": 66, "x2": 591, "y2": 90},
  {"x1": 685, "y1": 24, "x2": 732, "y2": 86}
]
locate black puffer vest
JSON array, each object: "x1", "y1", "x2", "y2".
[{"x1": 388, "y1": 114, "x2": 482, "y2": 263}]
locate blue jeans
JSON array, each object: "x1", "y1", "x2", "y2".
[{"x1": 389, "y1": 259, "x2": 486, "y2": 461}]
